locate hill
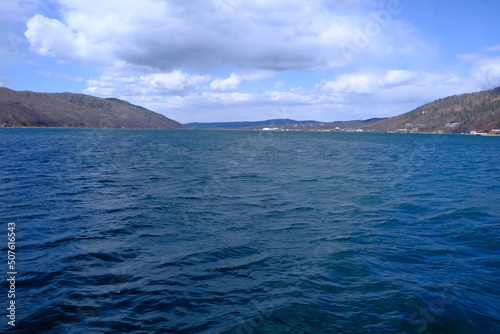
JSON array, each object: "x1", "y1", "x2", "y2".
[
  {"x1": 0, "y1": 88, "x2": 185, "y2": 129},
  {"x1": 229, "y1": 87, "x2": 500, "y2": 133},
  {"x1": 185, "y1": 119, "x2": 319, "y2": 129},
  {"x1": 363, "y1": 87, "x2": 500, "y2": 133}
]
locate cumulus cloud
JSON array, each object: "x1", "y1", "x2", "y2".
[
  {"x1": 81, "y1": 65, "x2": 473, "y2": 123},
  {"x1": 17, "y1": 0, "x2": 485, "y2": 124},
  {"x1": 25, "y1": 14, "x2": 108, "y2": 62},
  {"x1": 85, "y1": 70, "x2": 210, "y2": 96},
  {"x1": 210, "y1": 73, "x2": 242, "y2": 91},
  {"x1": 139, "y1": 71, "x2": 210, "y2": 95},
  {"x1": 323, "y1": 74, "x2": 373, "y2": 94},
  {"x1": 24, "y1": 0, "x2": 418, "y2": 71},
  {"x1": 323, "y1": 69, "x2": 467, "y2": 95},
  {"x1": 320, "y1": 69, "x2": 471, "y2": 110},
  {"x1": 1, "y1": 0, "x2": 59, "y2": 57}
]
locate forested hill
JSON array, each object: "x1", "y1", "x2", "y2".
[
  {"x1": 240, "y1": 87, "x2": 500, "y2": 133},
  {"x1": 0, "y1": 88, "x2": 185, "y2": 129},
  {"x1": 364, "y1": 87, "x2": 500, "y2": 133}
]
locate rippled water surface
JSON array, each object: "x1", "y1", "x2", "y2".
[{"x1": 1, "y1": 129, "x2": 499, "y2": 333}]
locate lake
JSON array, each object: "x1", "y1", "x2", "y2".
[{"x1": 1, "y1": 128, "x2": 499, "y2": 333}]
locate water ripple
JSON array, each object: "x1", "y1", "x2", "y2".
[{"x1": 0, "y1": 129, "x2": 498, "y2": 333}]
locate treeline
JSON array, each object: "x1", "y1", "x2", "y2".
[
  {"x1": 365, "y1": 87, "x2": 500, "y2": 133},
  {"x1": 0, "y1": 88, "x2": 185, "y2": 129}
]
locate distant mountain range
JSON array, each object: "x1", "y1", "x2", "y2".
[
  {"x1": 227, "y1": 117, "x2": 387, "y2": 131},
  {"x1": 184, "y1": 119, "x2": 320, "y2": 129},
  {"x1": 0, "y1": 88, "x2": 184, "y2": 129}
]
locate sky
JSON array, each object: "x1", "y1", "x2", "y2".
[{"x1": 1, "y1": 0, "x2": 500, "y2": 123}]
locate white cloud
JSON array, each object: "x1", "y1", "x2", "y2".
[
  {"x1": 239, "y1": 69, "x2": 276, "y2": 81},
  {"x1": 82, "y1": 66, "x2": 476, "y2": 123},
  {"x1": 25, "y1": 14, "x2": 104, "y2": 62},
  {"x1": 139, "y1": 71, "x2": 210, "y2": 95},
  {"x1": 473, "y1": 57, "x2": 500, "y2": 89},
  {"x1": 380, "y1": 70, "x2": 419, "y2": 87},
  {"x1": 24, "y1": 0, "x2": 421, "y2": 71},
  {"x1": 210, "y1": 73, "x2": 242, "y2": 91},
  {"x1": 323, "y1": 69, "x2": 468, "y2": 97},
  {"x1": 374, "y1": 73, "x2": 471, "y2": 105},
  {"x1": 318, "y1": 69, "x2": 474, "y2": 118},
  {"x1": 264, "y1": 90, "x2": 318, "y2": 104},
  {"x1": 16, "y1": 0, "x2": 490, "y2": 124},
  {"x1": 0, "y1": 0, "x2": 59, "y2": 57},
  {"x1": 458, "y1": 53, "x2": 500, "y2": 89},
  {"x1": 323, "y1": 74, "x2": 373, "y2": 94},
  {"x1": 85, "y1": 70, "x2": 210, "y2": 96}
]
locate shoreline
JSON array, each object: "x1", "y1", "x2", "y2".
[{"x1": 2, "y1": 126, "x2": 499, "y2": 136}]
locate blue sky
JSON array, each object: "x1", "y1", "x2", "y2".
[{"x1": 1, "y1": 0, "x2": 499, "y2": 123}]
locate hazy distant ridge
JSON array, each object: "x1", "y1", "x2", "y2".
[
  {"x1": 209, "y1": 87, "x2": 500, "y2": 133},
  {"x1": 185, "y1": 119, "x2": 320, "y2": 129},
  {"x1": 0, "y1": 88, "x2": 185, "y2": 129}
]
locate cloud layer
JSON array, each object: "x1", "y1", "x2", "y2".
[
  {"x1": 24, "y1": 0, "x2": 418, "y2": 71},
  {"x1": 12, "y1": 0, "x2": 500, "y2": 122}
]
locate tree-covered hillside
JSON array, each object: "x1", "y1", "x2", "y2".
[
  {"x1": 364, "y1": 87, "x2": 500, "y2": 133},
  {"x1": 0, "y1": 88, "x2": 185, "y2": 129}
]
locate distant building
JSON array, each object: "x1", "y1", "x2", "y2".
[{"x1": 2, "y1": 123, "x2": 13, "y2": 127}]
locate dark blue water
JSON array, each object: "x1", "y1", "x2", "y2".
[{"x1": 1, "y1": 129, "x2": 499, "y2": 333}]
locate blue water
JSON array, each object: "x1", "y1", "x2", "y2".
[{"x1": 1, "y1": 128, "x2": 499, "y2": 334}]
